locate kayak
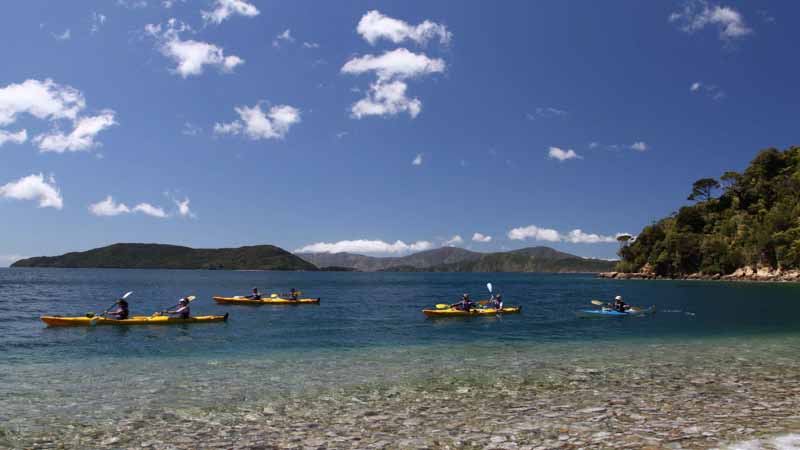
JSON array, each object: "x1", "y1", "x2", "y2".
[
  {"x1": 576, "y1": 306, "x2": 656, "y2": 318},
  {"x1": 213, "y1": 296, "x2": 320, "y2": 305},
  {"x1": 423, "y1": 306, "x2": 522, "y2": 317},
  {"x1": 40, "y1": 313, "x2": 229, "y2": 327}
]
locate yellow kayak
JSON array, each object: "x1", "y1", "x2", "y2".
[
  {"x1": 41, "y1": 313, "x2": 229, "y2": 327},
  {"x1": 213, "y1": 296, "x2": 320, "y2": 305},
  {"x1": 423, "y1": 306, "x2": 521, "y2": 317}
]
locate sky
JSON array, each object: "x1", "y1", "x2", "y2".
[{"x1": 1, "y1": 0, "x2": 799, "y2": 266}]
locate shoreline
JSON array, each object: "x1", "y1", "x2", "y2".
[
  {"x1": 598, "y1": 268, "x2": 800, "y2": 283},
  {"x1": 4, "y1": 338, "x2": 800, "y2": 449}
]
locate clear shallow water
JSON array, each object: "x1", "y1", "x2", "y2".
[{"x1": 2, "y1": 269, "x2": 800, "y2": 447}]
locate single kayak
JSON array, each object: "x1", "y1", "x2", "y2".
[
  {"x1": 423, "y1": 306, "x2": 522, "y2": 317},
  {"x1": 213, "y1": 296, "x2": 320, "y2": 305},
  {"x1": 576, "y1": 306, "x2": 656, "y2": 318},
  {"x1": 41, "y1": 313, "x2": 229, "y2": 327}
]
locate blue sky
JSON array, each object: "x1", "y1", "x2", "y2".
[{"x1": 1, "y1": 0, "x2": 798, "y2": 265}]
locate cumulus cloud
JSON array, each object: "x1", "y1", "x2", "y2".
[
  {"x1": 89, "y1": 196, "x2": 131, "y2": 216},
  {"x1": 272, "y1": 29, "x2": 294, "y2": 47},
  {"x1": 630, "y1": 141, "x2": 648, "y2": 152},
  {"x1": 145, "y1": 19, "x2": 244, "y2": 78},
  {"x1": 472, "y1": 232, "x2": 492, "y2": 243},
  {"x1": 444, "y1": 235, "x2": 464, "y2": 246},
  {"x1": 507, "y1": 225, "x2": 561, "y2": 242},
  {"x1": 412, "y1": 153, "x2": 423, "y2": 166},
  {"x1": 508, "y1": 225, "x2": 619, "y2": 244},
  {"x1": 34, "y1": 110, "x2": 117, "y2": 152},
  {"x1": 0, "y1": 129, "x2": 27, "y2": 147},
  {"x1": 202, "y1": 0, "x2": 259, "y2": 25},
  {"x1": 0, "y1": 173, "x2": 63, "y2": 209},
  {"x1": 0, "y1": 79, "x2": 85, "y2": 126},
  {"x1": 356, "y1": 10, "x2": 451, "y2": 46},
  {"x1": 296, "y1": 239, "x2": 433, "y2": 255},
  {"x1": 548, "y1": 147, "x2": 581, "y2": 162},
  {"x1": 214, "y1": 103, "x2": 301, "y2": 140},
  {"x1": 342, "y1": 49, "x2": 445, "y2": 119},
  {"x1": 669, "y1": 0, "x2": 752, "y2": 41},
  {"x1": 132, "y1": 203, "x2": 168, "y2": 218},
  {"x1": 174, "y1": 197, "x2": 195, "y2": 218}
]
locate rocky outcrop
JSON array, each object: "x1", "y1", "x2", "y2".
[{"x1": 598, "y1": 265, "x2": 800, "y2": 283}]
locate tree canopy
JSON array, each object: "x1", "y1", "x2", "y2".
[{"x1": 617, "y1": 146, "x2": 800, "y2": 276}]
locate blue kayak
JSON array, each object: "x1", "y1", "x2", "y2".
[{"x1": 577, "y1": 306, "x2": 655, "y2": 318}]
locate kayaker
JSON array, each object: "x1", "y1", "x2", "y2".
[
  {"x1": 106, "y1": 298, "x2": 129, "y2": 320},
  {"x1": 612, "y1": 295, "x2": 629, "y2": 312},
  {"x1": 288, "y1": 288, "x2": 299, "y2": 300},
  {"x1": 248, "y1": 288, "x2": 262, "y2": 300},
  {"x1": 490, "y1": 293, "x2": 504, "y2": 310},
  {"x1": 166, "y1": 297, "x2": 191, "y2": 319},
  {"x1": 452, "y1": 294, "x2": 473, "y2": 311}
]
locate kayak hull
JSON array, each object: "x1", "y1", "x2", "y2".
[
  {"x1": 41, "y1": 313, "x2": 229, "y2": 327},
  {"x1": 423, "y1": 306, "x2": 521, "y2": 317},
  {"x1": 213, "y1": 296, "x2": 320, "y2": 305},
  {"x1": 576, "y1": 307, "x2": 655, "y2": 318}
]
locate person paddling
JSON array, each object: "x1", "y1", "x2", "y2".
[
  {"x1": 452, "y1": 294, "x2": 473, "y2": 311},
  {"x1": 490, "y1": 293, "x2": 504, "y2": 310},
  {"x1": 247, "y1": 287, "x2": 262, "y2": 300},
  {"x1": 106, "y1": 298, "x2": 129, "y2": 320},
  {"x1": 166, "y1": 297, "x2": 191, "y2": 319},
  {"x1": 288, "y1": 288, "x2": 299, "y2": 300},
  {"x1": 612, "y1": 295, "x2": 629, "y2": 312}
]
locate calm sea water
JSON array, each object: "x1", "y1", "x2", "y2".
[{"x1": 2, "y1": 268, "x2": 800, "y2": 445}]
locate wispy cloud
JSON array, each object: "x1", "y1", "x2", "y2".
[
  {"x1": 690, "y1": 81, "x2": 726, "y2": 100},
  {"x1": 52, "y1": 29, "x2": 71, "y2": 41},
  {"x1": 526, "y1": 107, "x2": 568, "y2": 120},
  {"x1": 472, "y1": 232, "x2": 492, "y2": 243},
  {"x1": 412, "y1": 153, "x2": 423, "y2": 166},
  {"x1": 296, "y1": 239, "x2": 434, "y2": 255},
  {"x1": 272, "y1": 29, "x2": 295, "y2": 48},
  {"x1": 444, "y1": 235, "x2": 463, "y2": 246},
  {"x1": 90, "y1": 12, "x2": 107, "y2": 34},
  {"x1": 547, "y1": 147, "x2": 581, "y2": 162},
  {"x1": 202, "y1": 0, "x2": 259, "y2": 25},
  {"x1": 181, "y1": 121, "x2": 201, "y2": 136},
  {"x1": 669, "y1": 0, "x2": 752, "y2": 42}
]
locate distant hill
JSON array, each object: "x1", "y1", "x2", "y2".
[
  {"x1": 299, "y1": 246, "x2": 614, "y2": 273},
  {"x1": 11, "y1": 243, "x2": 317, "y2": 271}
]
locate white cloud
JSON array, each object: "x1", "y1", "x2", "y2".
[
  {"x1": 0, "y1": 129, "x2": 27, "y2": 147},
  {"x1": 162, "y1": 0, "x2": 184, "y2": 7},
  {"x1": 690, "y1": 81, "x2": 702, "y2": 91},
  {"x1": 548, "y1": 147, "x2": 581, "y2": 161},
  {"x1": 342, "y1": 48, "x2": 445, "y2": 82},
  {"x1": 0, "y1": 79, "x2": 85, "y2": 126},
  {"x1": 174, "y1": 197, "x2": 195, "y2": 218},
  {"x1": 202, "y1": 0, "x2": 259, "y2": 25},
  {"x1": 526, "y1": 107, "x2": 567, "y2": 120},
  {"x1": 303, "y1": 42, "x2": 320, "y2": 49},
  {"x1": 89, "y1": 196, "x2": 131, "y2": 216},
  {"x1": 133, "y1": 203, "x2": 168, "y2": 218},
  {"x1": 335, "y1": 131, "x2": 348, "y2": 139},
  {"x1": 357, "y1": 10, "x2": 451, "y2": 46},
  {"x1": 117, "y1": 0, "x2": 147, "y2": 9},
  {"x1": 690, "y1": 81, "x2": 726, "y2": 100},
  {"x1": 214, "y1": 103, "x2": 301, "y2": 140},
  {"x1": 182, "y1": 121, "x2": 201, "y2": 136},
  {"x1": 669, "y1": 0, "x2": 752, "y2": 41},
  {"x1": 564, "y1": 229, "x2": 616, "y2": 244},
  {"x1": 52, "y1": 29, "x2": 71, "y2": 41},
  {"x1": 145, "y1": 19, "x2": 244, "y2": 78},
  {"x1": 508, "y1": 225, "x2": 619, "y2": 244},
  {"x1": 350, "y1": 80, "x2": 422, "y2": 119},
  {"x1": 630, "y1": 141, "x2": 648, "y2": 152},
  {"x1": 34, "y1": 110, "x2": 117, "y2": 152},
  {"x1": 588, "y1": 141, "x2": 599, "y2": 149},
  {"x1": 0, "y1": 254, "x2": 25, "y2": 268},
  {"x1": 507, "y1": 225, "x2": 561, "y2": 242},
  {"x1": 296, "y1": 239, "x2": 433, "y2": 255},
  {"x1": 472, "y1": 232, "x2": 492, "y2": 243},
  {"x1": 91, "y1": 13, "x2": 107, "y2": 34},
  {"x1": 444, "y1": 235, "x2": 463, "y2": 246},
  {"x1": 272, "y1": 29, "x2": 295, "y2": 47},
  {"x1": 0, "y1": 173, "x2": 63, "y2": 209},
  {"x1": 412, "y1": 153, "x2": 423, "y2": 166}
]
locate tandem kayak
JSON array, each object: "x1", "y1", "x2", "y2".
[
  {"x1": 576, "y1": 306, "x2": 655, "y2": 318},
  {"x1": 213, "y1": 296, "x2": 320, "y2": 305},
  {"x1": 41, "y1": 313, "x2": 229, "y2": 327},
  {"x1": 423, "y1": 306, "x2": 522, "y2": 317}
]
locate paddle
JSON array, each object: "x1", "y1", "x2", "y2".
[
  {"x1": 153, "y1": 295, "x2": 196, "y2": 317},
  {"x1": 90, "y1": 291, "x2": 133, "y2": 325},
  {"x1": 591, "y1": 299, "x2": 605, "y2": 306},
  {"x1": 435, "y1": 303, "x2": 449, "y2": 309}
]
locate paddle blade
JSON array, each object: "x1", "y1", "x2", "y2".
[
  {"x1": 187, "y1": 296, "x2": 197, "y2": 302},
  {"x1": 121, "y1": 291, "x2": 133, "y2": 299},
  {"x1": 271, "y1": 294, "x2": 278, "y2": 298},
  {"x1": 591, "y1": 300, "x2": 604, "y2": 306},
  {"x1": 628, "y1": 307, "x2": 641, "y2": 313},
  {"x1": 435, "y1": 304, "x2": 449, "y2": 309},
  {"x1": 487, "y1": 283, "x2": 493, "y2": 293}
]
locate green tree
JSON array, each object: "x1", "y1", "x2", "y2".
[{"x1": 687, "y1": 178, "x2": 721, "y2": 202}]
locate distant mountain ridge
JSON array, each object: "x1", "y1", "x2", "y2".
[
  {"x1": 11, "y1": 243, "x2": 317, "y2": 271},
  {"x1": 298, "y1": 246, "x2": 614, "y2": 273}
]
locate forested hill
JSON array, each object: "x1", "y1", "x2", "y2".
[
  {"x1": 11, "y1": 243, "x2": 317, "y2": 271},
  {"x1": 617, "y1": 146, "x2": 800, "y2": 276}
]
